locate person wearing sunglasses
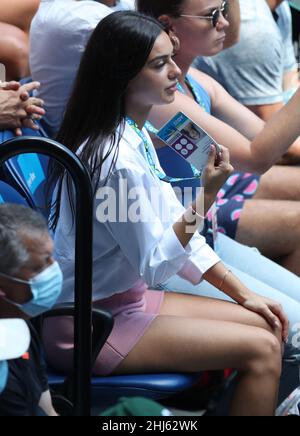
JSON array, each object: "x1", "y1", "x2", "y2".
[
  {"x1": 196, "y1": 1, "x2": 300, "y2": 155},
  {"x1": 137, "y1": 0, "x2": 300, "y2": 402},
  {"x1": 179, "y1": 0, "x2": 241, "y2": 48},
  {"x1": 137, "y1": 0, "x2": 300, "y2": 277},
  {"x1": 180, "y1": 0, "x2": 228, "y2": 27}
]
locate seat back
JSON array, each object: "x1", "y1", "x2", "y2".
[
  {"x1": 0, "y1": 180, "x2": 28, "y2": 205},
  {"x1": 47, "y1": 369, "x2": 202, "y2": 414},
  {"x1": 0, "y1": 126, "x2": 50, "y2": 217}
]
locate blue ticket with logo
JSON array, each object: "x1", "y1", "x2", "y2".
[{"x1": 157, "y1": 112, "x2": 221, "y2": 173}]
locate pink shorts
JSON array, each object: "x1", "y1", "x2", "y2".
[{"x1": 42, "y1": 281, "x2": 164, "y2": 376}]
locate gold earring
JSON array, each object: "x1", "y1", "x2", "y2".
[{"x1": 170, "y1": 35, "x2": 180, "y2": 53}]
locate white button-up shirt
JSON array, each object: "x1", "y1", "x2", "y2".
[
  {"x1": 54, "y1": 122, "x2": 220, "y2": 303},
  {"x1": 29, "y1": 0, "x2": 134, "y2": 135}
]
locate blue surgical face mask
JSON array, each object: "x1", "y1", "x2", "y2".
[
  {"x1": 0, "y1": 262, "x2": 63, "y2": 317},
  {"x1": 0, "y1": 360, "x2": 8, "y2": 394}
]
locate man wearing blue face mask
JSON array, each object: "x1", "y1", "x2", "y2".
[{"x1": 0, "y1": 204, "x2": 62, "y2": 416}]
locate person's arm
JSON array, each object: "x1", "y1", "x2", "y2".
[
  {"x1": 202, "y1": 261, "x2": 289, "y2": 341},
  {"x1": 103, "y1": 148, "x2": 230, "y2": 288},
  {"x1": 247, "y1": 101, "x2": 284, "y2": 122},
  {"x1": 223, "y1": 0, "x2": 240, "y2": 49},
  {"x1": 98, "y1": 0, "x2": 118, "y2": 6},
  {"x1": 246, "y1": 98, "x2": 300, "y2": 165},
  {"x1": 213, "y1": 82, "x2": 300, "y2": 171},
  {"x1": 149, "y1": 69, "x2": 300, "y2": 174},
  {"x1": 39, "y1": 390, "x2": 58, "y2": 416},
  {"x1": 283, "y1": 69, "x2": 299, "y2": 93},
  {"x1": 173, "y1": 145, "x2": 233, "y2": 247},
  {"x1": 150, "y1": 82, "x2": 264, "y2": 173}
]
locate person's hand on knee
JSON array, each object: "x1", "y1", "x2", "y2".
[{"x1": 242, "y1": 294, "x2": 289, "y2": 343}]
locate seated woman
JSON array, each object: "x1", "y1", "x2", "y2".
[
  {"x1": 0, "y1": 0, "x2": 40, "y2": 80},
  {"x1": 137, "y1": 0, "x2": 300, "y2": 279},
  {"x1": 43, "y1": 11, "x2": 287, "y2": 416}
]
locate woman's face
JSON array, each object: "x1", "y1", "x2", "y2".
[
  {"x1": 188, "y1": 126, "x2": 200, "y2": 140},
  {"x1": 171, "y1": 0, "x2": 230, "y2": 58},
  {"x1": 128, "y1": 31, "x2": 182, "y2": 107}
]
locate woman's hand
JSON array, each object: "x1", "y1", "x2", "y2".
[
  {"x1": 200, "y1": 145, "x2": 233, "y2": 211},
  {"x1": 202, "y1": 144, "x2": 234, "y2": 193},
  {"x1": 242, "y1": 293, "x2": 289, "y2": 343}
]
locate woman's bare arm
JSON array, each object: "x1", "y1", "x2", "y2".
[{"x1": 150, "y1": 68, "x2": 300, "y2": 174}]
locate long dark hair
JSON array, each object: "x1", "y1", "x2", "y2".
[
  {"x1": 49, "y1": 11, "x2": 165, "y2": 230},
  {"x1": 136, "y1": 0, "x2": 185, "y2": 18}
]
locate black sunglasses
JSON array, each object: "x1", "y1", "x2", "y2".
[{"x1": 180, "y1": 0, "x2": 229, "y2": 28}]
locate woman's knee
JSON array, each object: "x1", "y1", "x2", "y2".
[
  {"x1": 253, "y1": 314, "x2": 283, "y2": 348},
  {"x1": 245, "y1": 330, "x2": 282, "y2": 379},
  {"x1": 248, "y1": 310, "x2": 283, "y2": 345}
]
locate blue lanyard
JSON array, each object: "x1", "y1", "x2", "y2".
[
  {"x1": 143, "y1": 76, "x2": 209, "y2": 182},
  {"x1": 126, "y1": 117, "x2": 201, "y2": 183},
  {"x1": 177, "y1": 77, "x2": 209, "y2": 113}
]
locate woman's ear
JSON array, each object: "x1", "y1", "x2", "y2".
[
  {"x1": 158, "y1": 15, "x2": 181, "y2": 53},
  {"x1": 158, "y1": 14, "x2": 174, "y2": 31}
]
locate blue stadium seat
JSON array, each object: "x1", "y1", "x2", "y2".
[
  {"x1": 0, "y1": 180, "x2": 28, "y2": 205},
  {"x1": 48, "y1": 369, "x2": 202, "y2": 412},
  {"x1": 0, "y1": 125, "x2": 50, "y2": 217}
]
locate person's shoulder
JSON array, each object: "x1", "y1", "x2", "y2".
[
  {"x1": 189, "y1": 67, "x2": 216, "y2": 87},
  {"x1": 33, "y1": 0, "x2": 110, "y2": 27},
  {"x1": 88, "y1": 125, "x2": 146, "y2": 183},
  {"x1": 64, "y1": 0, "x2": 111, "y2": 21},
  {"x1": 188, "y1": 67, "x2": 219, "y2": 100},
  {"x1": 239, "y1": 0, "x2": 275, "y2": 23},
  {"x1": 117, "y1": 0, "x2": 136, "y2": 10},
  {"x1": 276, "y1": 1, "x2": 293, "y2": 37}
]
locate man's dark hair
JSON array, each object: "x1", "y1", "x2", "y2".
[{"x1": 136, "y1": 0, "x2": 185, "y2": 18}]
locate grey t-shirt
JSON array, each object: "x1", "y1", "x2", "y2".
[{"x1": 195, "y1": 0, "x2": 297, "y2": 106}]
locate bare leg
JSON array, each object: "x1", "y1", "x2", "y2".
[
  {"x1": 0, "y1": 0, "x2": 40, "y2": 34},
  {"x1": 236, "y1": 199, "x2": 300, "y2": 275},
  {"x1": 254, "y1": 166, "x2": 300, "y2": 201},
  {"x1": 0, "y1": 22, "x2": 29, "y2": 80},
  {"x1": 115, "y1": 293, "x2": 282, "y2": 416},
  {"x1": 160, "y1": 292, "x2": 281, "y2": 337}
]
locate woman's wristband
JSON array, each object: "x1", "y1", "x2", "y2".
[
  {"x1": 219, "y1": 269, "x2": 232, "y2": 291},
  {"x1": 183, "y1": 206, "x2": 205, "y2": 228},
  {"x1": 190, "y1": 204, "x2": 205, "y2": 221}
]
